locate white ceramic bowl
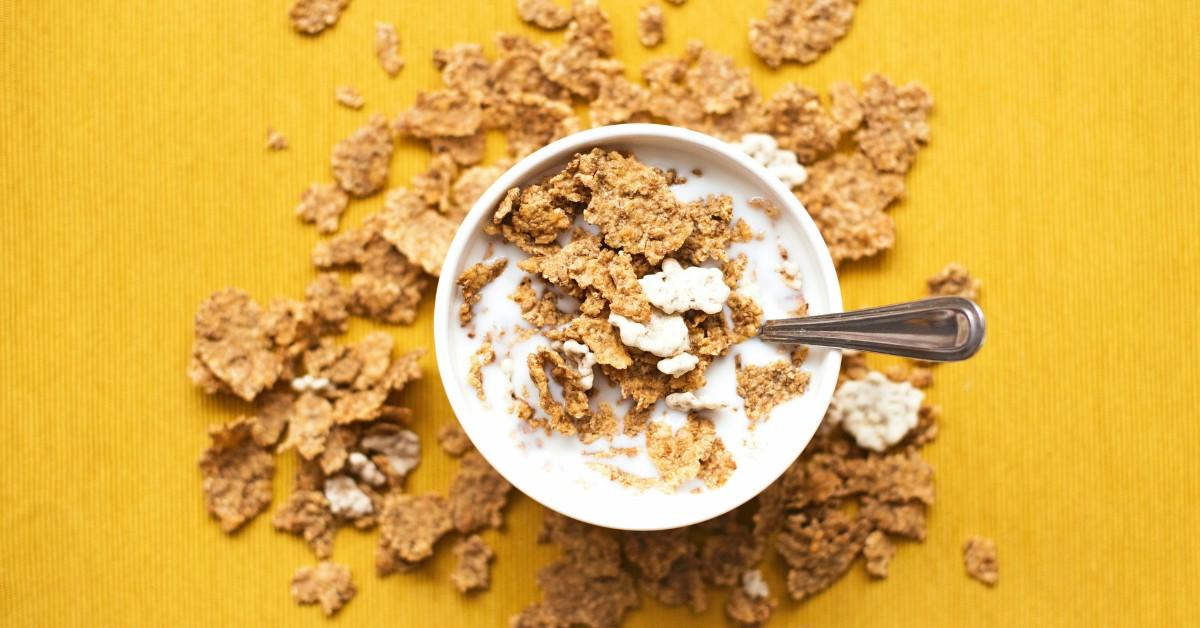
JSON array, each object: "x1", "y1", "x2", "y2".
[{"x1": 434, "y1": 124, "x2": 842, "y2": 530}]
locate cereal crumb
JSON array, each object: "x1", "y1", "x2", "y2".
[
  {"x1": 638, "y1": 3, "x2": 665, "y2": 48},
  {"x1": 376, "y1": 493, "x2": 453, "y2": 574},
  {"x1": 749, "y1": 0, "x2": 856, "y2": 67},
  {"x1": 451, "y1": 535, "x2": 494, "y2": 593},
  {"x1": 375, "y1": 22, "x2": 405, "y2": 77},
  {"x1": 448, "y1": 451, "x2": 513, "y2": 533},
  {"x1": 334, "y1": 85, "x2": 365, "y2": 110},
  {"x1": 437, "y1": 424, "x2": 472, "y2": 456},
  {"x1": 290, "y1": 561, "x2": 355, "y2": 616},
  {"x1": 457, "y1": 258, "x2": 508, "y2": 324},
  {"x1": 736, "y1": 361, "x2": 810, "y2": 420},
  {"x1": 517, "y1": 0, "x2": 572, "y2": 29},
  {"x1": 266, "y1": 127, "x2": 289, "y2": 151},
  {"x1": 927, "y1": 262, "x2": 981, "y2": 300},
  {"x1": 331, "y1": 114, "x2": 394, "y2": 197},
  {"x1": 295, "y1": 183, "x2": 349, "y2": 234},
  {"x1": 963, "y1": 536, "x2": 998, "y2": 586},
  {"x1": 198, "y1": 418, "x2": 275, "y2": 533},
  {"x1": 863, "y1": 530, "x2": 896, "y2": 578},
  {"x1": 289, "y1": 0, "x2": 348, "y2": 35}
]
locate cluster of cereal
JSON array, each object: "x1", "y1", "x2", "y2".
[
  {"x1": 461, "y1": 148, "x2": 817, "y2": 493},
  {"x1": 192, "y1": 0, "x2": 987, "y2": 621}
]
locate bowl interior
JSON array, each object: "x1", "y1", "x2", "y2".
[{"x1": 434, "y1": 124, "x2": 842, "y2": 530}]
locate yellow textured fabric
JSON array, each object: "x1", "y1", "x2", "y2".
[{"x1": 1, "y1": 0, "x2": 1198, "y2": 625}]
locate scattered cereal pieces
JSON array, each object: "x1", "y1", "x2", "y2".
[
  {"x1": 736, "y1": 360, "x2": 811, "y2": 420},
  {"x1": 700, "y1": 525, "x2": 763, "y2": 586},
  {"x1": 643, "y1": 41, "x2": 759, "y2": 140},
  {"x1": 331, "y1": 114, "x2": 394, "y2": 197},
  {"x1": 437, "y1": 424, "x2": 472, "y2": 456},
  {"x1": 826, "y1": 371, "x2": 924, "y2": 452},
  {"x1": 198, "y1": 418, "x2": 275, "y2": 533},
  {"x1": 395, "y1": 89, "x2": 484, "y2": 140},
  {"x1": 748, "y1": 0, "x2": 856, "y2": 68},
  {"x1": 457, "y1": 258, "x2": 508, "y2": 324},
  {"x1": 517, "y1": 0, "x2": 572, "y2": 29},
  {"x1": 296, "y1": 183, "x2": 350, "y2": 234},
  {"x1": 755, "y1": 84, "x2": 840, "y2": 164},
  {"x1": 252, "y1": 390, "x2": 294, "y2": 448},
  {"x1": 498, "y1": 93, "x2": 582, "y2": 158},
  {"x1": 591, "y1": 76, "x2": 654, "y2": 127},
  {"x1": 290, "y1": 561, "x2": 355, "y2": 616},
  {"x1": 638, "y1": 3, "x2": 665, "y2": 48},
  {"x1": 451, "y1": 535, "x2": 494, "y2": 593},
  {"x1": 289, "y1": 0, "x2": 348, "y2": 35},
  {"x1": 334, "y1": 85, "x2": 365, "y2": 110},
  {"x1": 862, "y1": 530, "x2": 896, "y2": 578},
  {"x1": 279, "y1": 391, "x2": 335, "y2": 459},
  {"x1": 927, "y1": 262, "x2": 981, "y2": 300},
  {"x1": 641, "y1": 553, "x2": 707, "y2": 612},
  {"x1": 829, "y1": 80, "x2": 863, "y2": 132},
  {"x1": 963, "y1": 536, "x2": 998, "y2": 586},
  {"x1": 448, "y1": 451, "x2": 512, "y2": 533},
  {"x1": 851, "y1": 74, "x2": 934, "y2": 174},
  {"x1": 726, "y1": 570, "x2": 776, "y2": 626},
  {"x1": 796, "y1": 152, "x2": 904, "y2": 265},
  {"x1": 468, "y1": 340, "x2": 495, "y2": 400},
  {"x1": 380, "y1": 187, "x2": 458, "y2": 275},
  {"x1": 375, "y1": 22, "x2": 405, "y2": 77},
  {"x1": 376, "y1": 493, "x2": 452, "y2": 575},
  {"x1": 266, "y1": 127, "x2": 289, "y2": 151},
  {"x1": 511, "y1": 278, "x2": 573, "y2": 327}
]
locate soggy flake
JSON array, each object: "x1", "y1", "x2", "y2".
[
  {"x1": 646, "y1": 416, "x2": 735, "y2": 492},
  {"x1": 380, "y1": 188, "x2": 458, "y2": 276},
  {"x1": 331, "y1": 114, "x2": 394, "y2": 197},
  {"x1": 517, "y1": 0, "x2": 572, "y2": 29},
  {"x1": 581, "y1": 150, "x2": 693, "y2": 264},
  {"x1": 448, "y1": 451, "x2": 513, "y2": 533},
  {"x1": 511, "y1": 278, "x2": 573, "y2": 327},
  {"x1": 852, "y1": 74, "x2": 934, "y2": 174},
  {"x1": 756, "y1": 83, "x2": 841, "y2": 164},
  {"x1": 296, "y1": 183, "x2": 350, "y2": 234},
  {"x1": 678, "y1": 194, "x2": 733, "y2": 264},
  {"x1": 457, "y1": 257, "x2": 508, "y2": 324},
  {"x1": 376, "y1": 493, "x2": 453, "y2": 575},
  {"x1": 749, "y1": 0, "x2": 856, "y2": 67},
  {"x1": 638, "y1": 3, "x2": 665, "y2": 48},
  {"x1": 289, "y1": 0, "x2": 348, "y2": 35},
  {"x1": 736, "y1": 360, "x2": 810, "y2": 420},
  {"x1": 375, "y1": 22, "x2": 405, "y2": 76},
  {"x1": 290, "y1": 561, "x2": 355, "y2": 616},
  {"x1": 796, "y1": 152, "x2": 905, "y2": 265},
  {"x1": 927, "y1": 262, "x2": 981, "y2": 299},
  {"x1": 468, "y1": 340, "x2": 495, "y2": 400},
  {"x1": 198, "y1": 418, "x2": 275, "y2": 533},
  {"x1": 555, "y1": 315, "x2": 632, "y2": 369}
]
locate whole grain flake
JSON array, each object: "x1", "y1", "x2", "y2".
[
  {"x1": 457, "y1": 258, "x2": 508, "y2": 324},
  {"x1": 927, "y1": 262, "x2": 981, "y2": 299},
  {"x1": 331, "y1": 114, "x2": 394, "y2": 197},
  {"x1": 517, "y1": 0, "x2": 572, "y2": 29},
  {"x1": 963, "y1": 536, "x2": 999, "y2": 586},
  {"x1": 749, "y1": 0, "x2": 857, "y2": 67},
  {"x1": 295, "y1": 183, "x2": 350, "y2": 234},
  {"x1": 334, "y1": 85, "x2": 365, "y2": 110},
  {"x1": 376, "y1": 493, "x2": 452, "y2": 575},
  {"x1": 736, "y1": 360, "x2": 811, "y2": 420},
  {"x1": 638, "y1": 3, "x2": 665, "y2": 48},
  {"x1": 450, "y1": 535, "x2": 495, "y2": 593},
  {"x1": 198, "y1": 418, "x2": 276, "y2": 533},
  {"x1": 290, "y1": 561, "x2": 355, "y2": 616}
]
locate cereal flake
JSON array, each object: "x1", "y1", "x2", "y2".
[{"x1": 290, "y1": 561, "x2": 355, "y2": 616}]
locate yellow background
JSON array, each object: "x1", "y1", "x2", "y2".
[{"x1": 2, "y1": 0, "x2": 1198, "y2": 625}]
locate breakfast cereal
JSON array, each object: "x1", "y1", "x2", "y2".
[
  {"x1": 290, "y1": 561, "x2": 356, "y2": 616},
  {"x1": 375, "y1": 22, "x2": 405, "y2": 77},
  {"x1": 963, "y1": 536, "x2": 999, "y2": 586},
  {"x1": 748, "y1": 0, "x2": 857, "y2": 67},
  {"x1": 289, "y1": 0, "x2": 348, "y2": 35},
  {"x1": 450, "y1": 535, "x2": 494, "y2": 593}
]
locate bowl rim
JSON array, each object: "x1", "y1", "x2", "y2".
[{"x1": 433, "y1": 123, "x2": 843, "y2": 530}]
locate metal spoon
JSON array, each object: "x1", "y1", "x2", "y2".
[{"x1": 759, "y1": 297, "x2": 986, "y2": 362}]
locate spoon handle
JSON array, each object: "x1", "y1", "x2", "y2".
[{"x1": 759, "y1": 297, "x2": 986, "y2": 362}]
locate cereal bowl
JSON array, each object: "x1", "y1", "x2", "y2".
[{"x1": 434, "y1": 124, "x2": 842, "y2": 530}]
